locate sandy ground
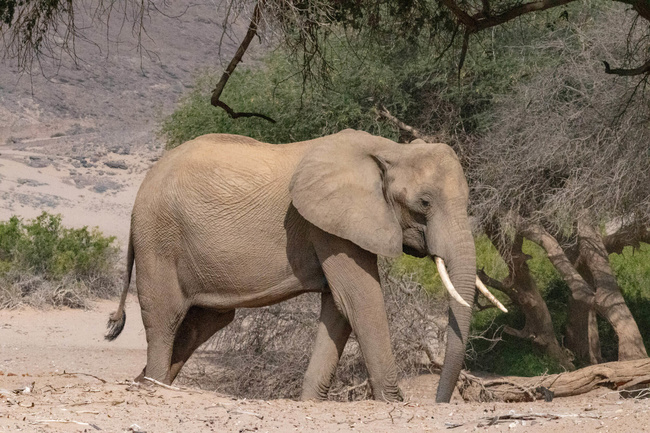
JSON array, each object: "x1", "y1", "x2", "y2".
[{"x1": 2, "y1": 298, "x2": 650, "y2": 433}]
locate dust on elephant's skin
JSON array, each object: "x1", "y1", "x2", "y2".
[{"x1": 106, "y1": 129, "x2": 476, "y2": 403}]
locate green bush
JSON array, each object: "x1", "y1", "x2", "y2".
[
  {"x1": 0, "y1": 212, "x2": 120, "y2": 309},
  {"x1": 159, "y1": 51, "x2": 399, "y2": 148}
]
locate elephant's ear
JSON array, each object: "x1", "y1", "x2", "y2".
[{"x1": 290, "y1": 135, "x2": 402, "y2": 258}]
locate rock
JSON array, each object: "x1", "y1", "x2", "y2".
[
  {"x1": 27, "y1": 156, "x2": 50, "y2": 168},
  {"x1": 93, "y1": 179, "x2": 122, "y2": 193},
  {"x1": 109, "y1": 145, "x2": 131, "y2": 155},
  {"x1": 17, "y1": 178, "x2": 47, "y2": 187},
  {"x1": 105, "y1": 160, "x2": 128, "y2": 170}
]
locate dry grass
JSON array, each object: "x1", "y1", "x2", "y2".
[
  {"x1": 0, "y1": 270, "x2": 120, "y2": 310},
  {"x1": 177, "y1": 260, "x2": 449, "y2": 401}
]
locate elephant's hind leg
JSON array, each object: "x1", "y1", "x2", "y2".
[
  {"x1": 138, "y1": 264, "x2": 189, "y2": 385},
  {"x1": 168, "y1": 307, "x2": 235, "y2": 382},
  {"x1": 301, "y1": 292, "x2": 351, "y2": 400}
]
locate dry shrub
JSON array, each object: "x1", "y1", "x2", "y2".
[
  {"x1": 177, "y1": 259, "x2": 448, "y2": 401},
  {"x1": 472, "y1": 6, "x2": 650, "y2": 234},
  {"x1": 0, "y1": 270, "x2": 119, "y2": 310}
]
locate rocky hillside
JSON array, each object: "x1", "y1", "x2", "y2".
[{"x1": 0, "y1": 1, "x2": 261, "y2": 246}]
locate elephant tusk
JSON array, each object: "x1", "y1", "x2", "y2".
[
  {"x1": 476, "y1": 276, "x2": 508, "y2": 313},
  {"x1": 434, "y1": 257, "x2": 471, "y2": 308}
]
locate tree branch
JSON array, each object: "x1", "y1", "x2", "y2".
[
  {"x1": 374, "y1": 105, "x2": 439, "y2": 142},
  {"x1": 458, "y1": 29, "x2": 470, "y2": 75},
  {"x1": 603, "y1": 58, "x2": 650, "y2": 76},
  {"x1": 441, "y1": 0, "x2": 578, "y2": 34},
  {"x1": 210, "y1": 1, "x2": 276, "y2": 123},
  {"x1": 460, "y1": 358, "x2": 650, "y2": 402},
  {"x1": 603, "y1": 222, "x2": 650, "y2": 254},
  {"x1": 519, "y1": 221, "x2": 594, "y2": 304},
  {"x1": 439, "y1": 0, "x2": 478, "y2": 30},
  {"x1": 481, "y1": 0, "x2": 491, "y2": 17},
  {"x1": 442, "y1": 0, "x2": 649, "y2": 35}
]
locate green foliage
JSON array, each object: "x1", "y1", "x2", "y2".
[
  {"x1": 386, "y1": 234, "x2": 568, "y2": 376},
  {"x1": 0, "y1": 212, "x2": 120, "y2": 308},
  {"x1": 161, "y1": 1, "x2": 578, "y2": 154},
  {"x1": 160, "y1": 49, "x2": 401, "y2": 148},
  {"x1": 477, "y1": 335, "x2": 566, "y2": 377},
  {"x1": 2, "y1": 212, "x2": 117, "y2": 279},
  {"x1": 468, "y1": 239, "x2": 650, "y2": 374}
]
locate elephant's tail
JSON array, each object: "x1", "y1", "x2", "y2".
[{"x1": 105, "y1": 226, "x2": 134, "y2": 341}]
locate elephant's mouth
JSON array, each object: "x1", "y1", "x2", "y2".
[{"x1": 402, "y1": 244, "x2": 427, "y2": 258}]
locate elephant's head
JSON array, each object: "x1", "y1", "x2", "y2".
[{"x1": 290, "y1": 129, "x2": 481, "y2": 402}]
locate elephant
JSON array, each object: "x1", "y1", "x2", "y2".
[{"x1": 105, "y1": 129, "x2": 504, "y2": 403}]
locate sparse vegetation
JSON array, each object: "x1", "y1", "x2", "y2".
[
  {"x1": 0, "y1": 212, "x2": 120, "y2": 309},
  {"x1": 177, "y1": 261, "x2": 448, "y2": 401}
]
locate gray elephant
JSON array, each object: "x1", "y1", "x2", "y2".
[{"x1": 105, "y1": 129, "x2": 504, "y2": 403}]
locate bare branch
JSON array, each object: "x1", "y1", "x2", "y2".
[
  {"x1": 441, "y1": 0, "x2": 578, "y2": 34},
  {"x1": 481, "y1": 0, "x2": 491, "y2": 17},
  {"x1": 210, "y1": 1, "x2": 276, "y2": 123},
  {"x1": 438, "y1": 0, "x2": 477, "y2": 30},
  {"x1": 460, "y1": 358, "x2": 650, "y2": 402},
  {"x1": 374, "y1": 105, "x2": 439, "y2": 143},
  {"x1": 476, "y1": 268, "x2": 515, "y2": 299},
  {"x1": 603, "y1": 223, "x2": 650, "y2": 254},
  {"x1": 519, "y1": 221, "x2": 595, "y2": 305},
  {"x1": 603, "y1": 58, "x2": 650, "y2": 76},
  {"x1": 458, "y1": 29, "x2": 470, "y2": 75},
  {"x1": 503, "y1": 326, "x2": 536, "y2": 340}
]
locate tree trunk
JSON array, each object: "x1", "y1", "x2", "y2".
[
  {"x1": 520, "y1": 222, "x2": 602, "y2": 364},
  {"x1": 459, "y1": 358, "x2": 650, "y2": 402},
  {"x1": 484, "y1": 227, "x2": 573, "y2": 370},
  {"x1": 577, "y1": 221, "x2": 647, "y2": 361},
  {"x1": 565, "y1": 293, "x2": 602, "y2": 364}
]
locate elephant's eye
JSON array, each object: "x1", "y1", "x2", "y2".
[{"x1": 419, "y1": 198, "x2": 430, "y2": 209}]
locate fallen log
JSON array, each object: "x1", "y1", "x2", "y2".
[{"x1": 459, "y1": 358, "x2": 650, "y2": 402}]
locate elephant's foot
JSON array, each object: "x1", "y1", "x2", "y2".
[
  {"x1": 300, "y1": 382, "x2": 330, "y2": 401},
  {"x1": 372, "y1": 384, "x2": 404, "y2": 402},
  {"x1": 134, "y1": 367, "x2": 146, "y2": 383}
]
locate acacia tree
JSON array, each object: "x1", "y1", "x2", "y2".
[{"x1": 472, "y1": 7, "x2": 650, "y2": 364}]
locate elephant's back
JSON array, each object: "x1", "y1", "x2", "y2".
[
  {"x1": 152, "y1": 134, "x2": 307, "y2": 186},
  {"x1": 130, "y1": 134, "x2": 307, "y2": 260}
]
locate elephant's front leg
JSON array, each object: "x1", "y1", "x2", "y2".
[
  {"x1": 313, "y1": 231, "x2": 402, "y2": 401},
  {"x1": 301, "y1": 292, "x2": 352, "y2": 400}
]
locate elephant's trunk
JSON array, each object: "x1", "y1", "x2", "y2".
[{"x1": 427, "y1": 202, "x2": 476, "y2": 403}]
